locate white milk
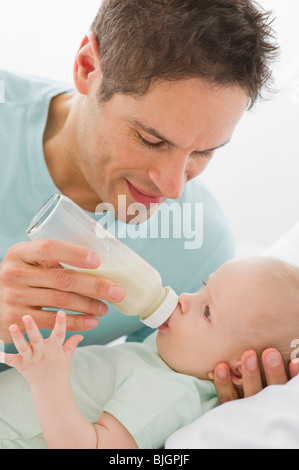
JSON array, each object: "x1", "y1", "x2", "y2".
[
  {"x1": 27, "y1": 194, "x2": 178, "y2": 328},
  {"x1": 63, "y1": 257, "x2": 168, "y2": 319}
]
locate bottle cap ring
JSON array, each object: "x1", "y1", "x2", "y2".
[{"x1": 141, "y1": 287, "x2": 178, "y2": 329}]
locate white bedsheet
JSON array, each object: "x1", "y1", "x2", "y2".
[
  {"x1": 166, "y1": 374, "x2": 299, "y2": 449},
  {"x1": 166, "y1": 222, "x2": 299, "y2": 449}
]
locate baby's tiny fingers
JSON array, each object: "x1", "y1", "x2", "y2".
[
  {"x1": 63, "y1": 335, "x2": 84, "y2": 356},
  {"x1": 22, "y1": 315, "x2": 44, "y2": 351},
  {"x1": 9, "y1": 324, "x2": 32, "y2": 360},
  {"x1": 51, "y1": 311, "x2": 67, "y2": 344}
]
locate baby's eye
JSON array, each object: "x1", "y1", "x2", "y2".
[{"x1": 203, "y1": 305, "x2": 211, "y2": 321}]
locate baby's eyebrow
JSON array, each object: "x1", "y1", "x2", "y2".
[
  {"x1": 196, "y1": 277, "x2": 210, "y2": 293},
  {"x1": 202, "y1": 276, "x2": 211, "y2": 287}
]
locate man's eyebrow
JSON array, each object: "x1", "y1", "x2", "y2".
[
  {"x1": 130, "y1": 118, "x2": 179, "y2": 147},
  {"x1": 130, "y1": 118, "x2": 230, "y2": 153}
]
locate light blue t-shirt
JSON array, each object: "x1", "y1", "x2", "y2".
[{"x1": 0, "y1": 69, "x2": 235, "y2": 352}]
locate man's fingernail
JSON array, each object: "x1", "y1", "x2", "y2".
[
  {"x1": 245, "y1": 354, "x2": 258, "y2": 370},
  {"x1": 87, "y1": 252, "x2": 100, "y2": 267},
  {"x1": 264, "y1": 351, "x2": 281, "y2": 367},
  {"x1": 98, "y1": 303, "x2": 108, "y2": 316},
  {"x1": 109, "y1": 285, "x2": 125, "y2": 301},
  {"x1": 86, "y1": 316, "x2": 99, "y2": 328},
  {"x1": 217, "y1": 369, "x2": 228, "y2": 380}
]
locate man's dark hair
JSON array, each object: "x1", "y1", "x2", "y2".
[{"x1": 91, "y1": 0, "x2": 278, "y2": 108}]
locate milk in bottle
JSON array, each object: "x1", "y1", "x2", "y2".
[{"x1": 26, "y1": 194, "x2": 178, "y2": 328}]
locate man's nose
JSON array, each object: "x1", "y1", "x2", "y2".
[{"x1": 148, "y1": 156, "x2": 187, "y2": 200}]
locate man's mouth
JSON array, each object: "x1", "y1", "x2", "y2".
[{"x1": 126, "y1": 180, "x2": 164, "y2": 207}]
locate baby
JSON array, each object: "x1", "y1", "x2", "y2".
[{"x1": 0, "y1": 256, "x2": 298, "y2": 449}]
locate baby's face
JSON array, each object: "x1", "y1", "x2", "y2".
[{"x1": 156, "y1": 258, "x2": 274, "y2": 380}]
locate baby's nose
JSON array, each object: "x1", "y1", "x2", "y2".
[{"x1": 178, "y1": 294, "x2": 190, "y2": 315}]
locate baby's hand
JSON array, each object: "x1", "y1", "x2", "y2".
[{"x1": 0, "y1": 311, "x2": 83, "y2": 389}]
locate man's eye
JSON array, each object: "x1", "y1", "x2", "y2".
[
  {"x1": 203, "y1": 305, "x2": 211, "y2": 321},
  {"x1": 193, "y1": 150, "x2": 214, "y2": 159},
  {"x1": 138, "y1": 134, "x2": 164, "y2": 150}
]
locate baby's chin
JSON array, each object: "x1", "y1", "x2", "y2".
[{"x1": 155, "y1": 334, "x2": 208, "y2": 380}]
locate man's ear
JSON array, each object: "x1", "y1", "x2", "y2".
[
  {"x1": 74, "y1": 32, "x2": 101, "y2": 95},
  {"x1": 230, "y1": 360, "x2": 243, "y2": 387}
]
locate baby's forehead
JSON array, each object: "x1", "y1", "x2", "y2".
[
  {"x1": 212, "y1": 258, "x2": 279, "y2": 308},
  {"x1": 218, "y1": 258, "x2": 274, "y2": 281},
  {"x1": 215, "y1": 258, "x2": 261, "y2": 281}
]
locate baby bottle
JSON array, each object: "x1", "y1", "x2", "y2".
[{"x1": 26, "y1": 194, "x2": 178, "y2": 328}]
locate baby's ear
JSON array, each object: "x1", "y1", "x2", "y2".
[{"x1": 230, "y1": 360, "x2": 243, "y2": 386}]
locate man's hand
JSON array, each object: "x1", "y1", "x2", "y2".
[
  {"x1": 213, "y1": 348, "x2": 298, "y2": 404},
  {"x1": 0, "y1": 240, "x2": 125, "y2": 342}
]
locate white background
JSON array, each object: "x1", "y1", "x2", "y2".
[{"x1": 1, "y1": 0, "x2": 298, "y2": 254}]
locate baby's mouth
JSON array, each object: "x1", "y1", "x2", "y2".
[
  {"x1": 157, "y1": 317, "x2": 170, "y2": 331},
  {"x1": 157, "y1": 302, "x2": 178, "y2": 331}
]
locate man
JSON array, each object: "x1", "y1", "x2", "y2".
[{"x1": 1, "y1": 0, "x2": 287, "y2": 396}]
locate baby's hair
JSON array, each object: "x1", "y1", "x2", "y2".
[
  {"x1": 256, "y1": 256, "x2": 299, "y2": 288},
  {"x1": 245, "y1": 257, "x2": 299, "y2": 378}
]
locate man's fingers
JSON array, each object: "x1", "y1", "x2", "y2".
[
  {"x1": 16, "y1": 239, "x2": 101, "y2": 270},
  {"x1": 261, "y1": 348, "x2": 288, "y2": 385},
  {"x1": 241, "y1": 350, "x2": 263, "y2": 398},
  {"x1": 16, "y1": 285, "x2": 109, "y2": 318},
  {"x1": 30, "y1": 310, "x2": 99, "y2": 332},
  {"x1": 289, "y1": 359, "x2": 299, "y2": 379},
  {"x1": 16, "y1": 263, "x2": 125, "y2": 308},
  {"x1": 213, "y1": 349, "x2": 290, "y2": 405},
  {"x1": 27, "y1": 266, "x2": 125, "y2": 305},
  {"x1": 213, "y1": 363, "x2": 239, "y2": 403}
]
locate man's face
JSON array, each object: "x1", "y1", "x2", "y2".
[{"x1": 75, "y1": 77, "x2": 248, "y2": 220}]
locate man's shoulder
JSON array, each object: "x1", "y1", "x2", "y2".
[{"x1": 0, "y1": 69, "x2": 73, "y2": 105}]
